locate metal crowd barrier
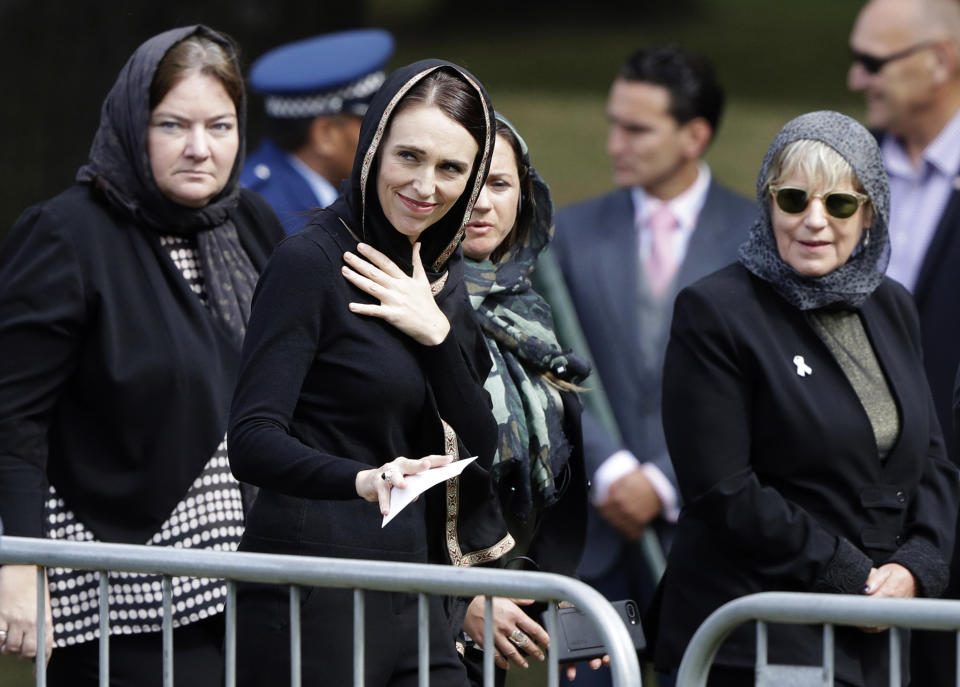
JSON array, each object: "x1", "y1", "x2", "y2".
[
  {"x1": 0, "y1": 535, "x2": 642, "y2": 687},
  {"x1": 677, "y1": 591, "x2": 960, "y2": 687}
]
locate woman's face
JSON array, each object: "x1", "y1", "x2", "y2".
[
  {"x1": 463, "y1": 134, "x2": 520, "y2": 261},
  {"x1": 376, "y1": 103, "x2": 479, "y2": 243},
  {"x1": 771, "y1": 169, "x2": 871, "y2": 277},
  {"x1": 148, "y1": 71, "x2": 239, "y2": 208}
]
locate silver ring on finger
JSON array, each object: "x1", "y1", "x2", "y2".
[
  {"x1": 0, "y1": 629, "x2": 6, "y2": 646},
  {"x1": 508, "y1": 629, "x2": 529, "y2": 647},
  {"x1": 380, "y1": 469, "x2": 395, "y2": 485}
]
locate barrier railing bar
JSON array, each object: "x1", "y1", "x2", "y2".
[
  {"x1": 544, "y1": 601, "x2": 559, "y2": 687},
  {"x1": 822, "y1": 623, "x2": 833, "y2": 685},
  {"x1": 956, "y1": 630, "x2": 960, "y2": 687},
  {"x1": 889, "y1": 625, "x2": 902, "y2": 687},
  {"x1": 755, "y1": 620, "x2": 767, "y2": 668},
  {"x1": 99, "y1": 573, "x2": 109, "y2": 687},
  {"x1": 36, "y1": 567, "x2": 46, "y2": 687},
  {"x1": 483, "y1": 595, "x2": 494, "y2": 687},
  {"x1": 162, "y1": 575, "x2": 173, "y2": 687},
  {"x1": 225, "y1": 581, "x2": 236, "y2": 687},
  {"x1": 289, "y1": 585, "x2": 301, "y2": 687},
  {"x1": 354, "y1": 588, "x2": 365, "y2": 687},
  {"x1": 418, "y1": 593, "x2": 429, "y2": 687},
  {"x1": 678, "y1": 592, "x2": 960, "y2": 687},
  {"x1": 0, "y1": 536, "x2": 640, "y2": 687}
]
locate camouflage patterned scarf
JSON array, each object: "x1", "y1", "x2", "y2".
[{"x1": 464, "y1": 162, "x2": 588, "y2": 522}]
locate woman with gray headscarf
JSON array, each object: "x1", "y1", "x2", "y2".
[{"x1": 652, "y1": 111, "x2": 959, "y2": 686}]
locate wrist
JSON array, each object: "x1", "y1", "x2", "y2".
[{"x1": 420, "y1": 317, "x2": 450, "y2": 346}]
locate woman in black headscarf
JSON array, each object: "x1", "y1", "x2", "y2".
[
  {"x1": 653, "y1": 111, "x2": 960, "y2": 686},
  {"x1": 228, "y1": 60, "x2": 512, "y2": 686},
  {"x1": 0, "y1": 25, "x2": 284, "y2": 685}
]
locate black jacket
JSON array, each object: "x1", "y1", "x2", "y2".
[
  {"x1": 0, "y1": 184, "x2": 283, "y2": 542},
  {"x1": 654, "y1": 263, "x2": 959, "y2": 684}
]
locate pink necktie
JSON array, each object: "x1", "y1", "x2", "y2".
[{"x1": 645, "y1": 204, "x2": 679, "y2": 297}]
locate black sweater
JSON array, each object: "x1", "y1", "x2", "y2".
[
  {"x1": 229, "y1": 219, "x2": 499, "y2": 560},
  {"x1": 0, "y1": 184, "x2": 283, "y2": 542}
]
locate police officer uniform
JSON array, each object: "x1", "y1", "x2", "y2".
[{"x1": 242, "y1": 29, "x2": 394, "y2": 234}]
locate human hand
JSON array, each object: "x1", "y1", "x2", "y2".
[
  {"x1": 860, "y1": 563, "x2": 917, "y2": 632},
  {"x1": 865, "y1": 563, "x2": 917, "y2": 599},
  {"x1": 596, "y1": 467, "x2": 662, "y2": 539},
  {"x1": 342, "y1": 242, "x2": 451, "y2": 345},
  {"x1": 463, "y1": 596, "x2": 548, "y2": 670},
  {"x1": 355, "y1": 454, "x2": 453, "y2": 514},
  {"x1": 564, "y1": 655, "x2": 609, "y2": 681},
  {"x1": 0, "y1": 564, "x2": 53, "y2": 664}
]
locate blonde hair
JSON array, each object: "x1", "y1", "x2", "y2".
[{"x1": 763, "y1": 139, "x2": 864, "y2": 194}]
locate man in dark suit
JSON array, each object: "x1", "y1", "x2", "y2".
[
  {"x1": 549, "y1": 45, "x2": 755, "y2": 684},
  {"x1": 848, "y1": 1, "x2": 960, "y2": 683}
]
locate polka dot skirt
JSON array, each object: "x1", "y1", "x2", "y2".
[{"x1": 44, "y1": 236, "x2": 245, "y2": 647}]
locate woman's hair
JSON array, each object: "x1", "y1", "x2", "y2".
[
  {"x1": 488, "y1": 121, "x2": 534, "y2": 264},
  {"x1": 763, "y1": 139, "x2": 866, "y2": 195},
  {"x1": 149, "y1": 34, "x2": 243, "y2": 112},
  {"x1": 392, "y1": 69, "x2": 486, "y2": 151}
]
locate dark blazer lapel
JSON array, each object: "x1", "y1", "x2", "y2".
[
  {"x1": 676, "y1": 182, "x2": 753, "y2": 288},
  {"x1": 913, "y1": 174, "x2": 960, "y2": 306},
  {"x1": 590, "y1": 188, "x2": 641, "y2": 351}
]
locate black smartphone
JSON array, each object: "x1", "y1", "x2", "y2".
[{"x1": 541, "y1": 599, "x2": 645, "y2": 663}]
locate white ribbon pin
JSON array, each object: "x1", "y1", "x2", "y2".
[{"x1": 793, "y1": 355, "x2": 813, "y2": 377}]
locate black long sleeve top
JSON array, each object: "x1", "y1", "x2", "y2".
[
  {"x1": 0, "y1": 185, "x2": 282, "y2": 542},
  {"x1": 228, "y1": 219, "x2": 500, "y2": 561}
]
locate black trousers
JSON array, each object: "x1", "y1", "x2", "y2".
[
  {"x1": 237, "y1": 582, "x2": 468, "y2": 686},
  {"x1": 45, "y1": 615, "x2": 224, "y2": 687}
]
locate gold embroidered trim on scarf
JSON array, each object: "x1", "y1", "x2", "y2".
[
  {"x1": 358, "y1": 65, "x2": 492, "y2": 274},
  {"x1": 442, "y1": 420, "x2": 515, "y2": 567},
  {"x1": 430, "y1": 271, "x2": 449, "y2": 296}
]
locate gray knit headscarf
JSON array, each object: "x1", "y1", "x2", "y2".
[{"x1": 738, "y1": 110, "x2": 890, "y2": 310}]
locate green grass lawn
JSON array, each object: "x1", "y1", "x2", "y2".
[{"x1": 0, "y1": 654, "x2": 34, "y2": 686}]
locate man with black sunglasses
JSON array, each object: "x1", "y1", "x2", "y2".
[{"x1": 849, "y1": 1, "x2": 960, "y2": 684}]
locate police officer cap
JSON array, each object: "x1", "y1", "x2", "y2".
[{"x1": 250, "y1": 28, "x2": 394, "y2": 120}]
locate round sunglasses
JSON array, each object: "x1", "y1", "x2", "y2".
[{"x1": 769, "y1": 186, "x2": 870, "y2": 219}]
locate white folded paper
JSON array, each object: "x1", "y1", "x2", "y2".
[{"x1": 381, "y1": 456, "x2": 478, "y2": 527}]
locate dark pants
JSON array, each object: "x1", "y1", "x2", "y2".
[
  {"x1": 46, "y1": 615, "x2": 224, "y2": 687},
  {"x1": 237, "y1": 582, "x2": 468, "y2": 687}
]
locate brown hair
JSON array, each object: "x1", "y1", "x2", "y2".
[
  {"x1": 392, "y1": 69, "x2": 486, "y2": 151},
  {"x1": 150, "y1": 33, "x2": 243, "y2": 112}
]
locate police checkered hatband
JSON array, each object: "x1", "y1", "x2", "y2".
[{"x1": 264, "y1": 70, "x2": 386, "y2": 119}]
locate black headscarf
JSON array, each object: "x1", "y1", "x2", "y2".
[
  {"x1": 738, "y1": 110, "x2": 891, "y2": 310},
  {"x1": 76, "y1": 25, "x2": 258, "y2": 344},
  {"x1": 326, "y1": 59, "x2": 496, "y2": 386},
  {"x1": 327, "y1": 59, "x2": 494, "y2": 279}
]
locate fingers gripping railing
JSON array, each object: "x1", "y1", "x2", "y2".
[{"x1": 0, "y1": 535, "x2": 641, "y2": 687}]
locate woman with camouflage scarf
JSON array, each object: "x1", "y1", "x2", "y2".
[{"x1": 459, "y1": 114, "x2": 592, "y2": 685}]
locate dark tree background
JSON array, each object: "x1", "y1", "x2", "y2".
[{"x1": 0, "y1": 0, "x2": 852, "y2": 239}]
